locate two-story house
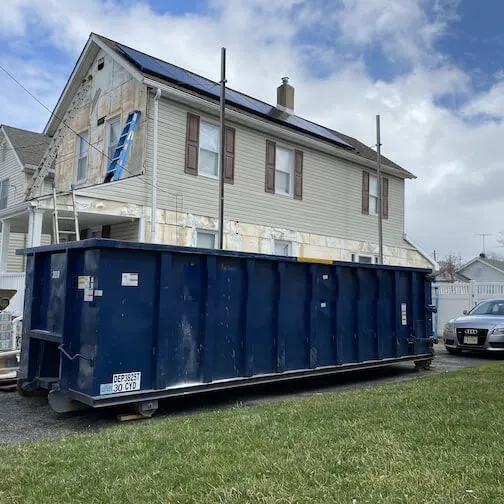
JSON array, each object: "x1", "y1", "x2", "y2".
[{"x1": 0, "y1": 32, "x2": 435, "y2": 291}]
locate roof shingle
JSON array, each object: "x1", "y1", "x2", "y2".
[{"x1": 2, "y1": 125, "x2": 50, "y2": 168}]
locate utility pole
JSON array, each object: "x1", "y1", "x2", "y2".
[
  {"x1": 475, "y1": 233, "x2": 493, "y2": 255},
  {"x1": 218, "y1": 47, "x2": 227, "y2": 249},
  {"x1": 376, "y1": 115, "x2": 383, "y2": 264}
]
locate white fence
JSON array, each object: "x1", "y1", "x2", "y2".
[
  {"x1": 0, "y1": 272, "x2": 26, "y2": 316},
  {"x1": 433, "y1": 282, "x2": 504, "y2": 336}
]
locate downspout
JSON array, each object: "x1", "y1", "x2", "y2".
[{"x1": 151, "y1": 88, "x2": 161, "y2": 243}]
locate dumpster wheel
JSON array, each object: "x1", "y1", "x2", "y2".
[
  {"x1": 414, "y1": 359, "x2": 433, "y2": 371},
  {"x1": 132, "y1": 399, "x2": 158, "y2": 418}
]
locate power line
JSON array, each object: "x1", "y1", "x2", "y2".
[{"x1": 0, "y1": 62, "x2": 180, "y2": 201}]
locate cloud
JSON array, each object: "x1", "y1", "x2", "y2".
[{"x1": 0, "y1": 0, "x2": 502, "y2": 259}]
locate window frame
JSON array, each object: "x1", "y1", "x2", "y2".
[
  {"x1": 274, "y1": 145, "x2": 294, "y2": 196},
  {"x1": 368, "y1": 174, "x2": 379, "y2": 216},
  {"x1": 274, "y1": 239, "x2": 292, "y2": 256},
  {"x1": 0, "y1": 178, "x2": 9, "y2": 210},
  {"x1": 351, "y1": 253, "x2": 379, "y2": 264},
  {"x1": 75, "y1": 131, "x2": 89, "y2": 183},
  {"x1": 105, "y1": 116, "x2": 122, "y2": 167},
  {"x1": 196, "y1": 229, "x2": 217, "y2": 249},
  {"x1": 198, "y1": 121, "x2": 220, "y2": 179}
]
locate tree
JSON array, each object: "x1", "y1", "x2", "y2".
[{"x1": 435, "y1": 252, "x2": 463, "y2": 282}]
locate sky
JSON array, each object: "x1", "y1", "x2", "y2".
[{"x1": 0, "y1": 0, "x2": 504, "y2": 261}]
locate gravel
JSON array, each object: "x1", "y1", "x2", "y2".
[{"x1": 0, "y1": 344, "x2": 498, "y2": 447}]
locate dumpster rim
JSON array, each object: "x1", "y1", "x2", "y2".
[{"x1": 17, "y1": 238, "x2": 433, "y2": 273}]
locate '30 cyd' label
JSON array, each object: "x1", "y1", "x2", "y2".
[{"x1": 100, "y1": 371, "x2": 141, "y2": 395}]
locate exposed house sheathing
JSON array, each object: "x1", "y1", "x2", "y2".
[{"x1": 54, "y1": 49, "x2": 147, "y2": 191}]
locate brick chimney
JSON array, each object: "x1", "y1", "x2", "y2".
[{"x1": 277, "y1": 77, "x2": 294, "y2": 114}]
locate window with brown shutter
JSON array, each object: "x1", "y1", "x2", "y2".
[
  {"x1": 362, "y1": 171, "x2": 370, "y2": 214},
  {"x1": 265, "y1": 140, "x2": 276, "y2": 193},
  {"x1": 382, "y1": 176, "x2": 389, "y2": 219},
  {"x1": 294, "y1": 149, "x2": 303, "y2": 200},
  {"x1": 223, "y1": 126, "x2": 235, "y2": 184},
  {"x1": 185, "y1": 113, "x2": 200, "y2": 175}
]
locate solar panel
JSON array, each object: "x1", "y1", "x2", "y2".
[{"x1": 117, "y1": 44, "x2": 353, "y2": 149}]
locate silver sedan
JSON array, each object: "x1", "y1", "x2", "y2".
[{"x1": 443, "y1": 298, "x2": 504, "y2": 354}]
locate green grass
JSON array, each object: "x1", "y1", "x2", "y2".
[{"x1": 2, "y1": 365, "x2": 504, "y2": 504}]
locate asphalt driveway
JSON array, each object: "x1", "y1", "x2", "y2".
[{"x1": 0, "y1": 344, "x2": 499, "y2": 446}]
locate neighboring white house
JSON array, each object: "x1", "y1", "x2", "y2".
[
  {"x1": 457, "y1": 254, "x2": 504, "y2": 282},
  {"x1": 0, "y1": 32, "x2": 436, "y2": 276},
  {"x1": 0, "y1": 125, "x2": 52, "y2": 272}
]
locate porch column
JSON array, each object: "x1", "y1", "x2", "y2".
[
  {"x1": 27, "y1": 208, "x2": 44, "y2": 247},
  {"x1": 0, "y1": 219, "x2": 11, "y2": 272}
]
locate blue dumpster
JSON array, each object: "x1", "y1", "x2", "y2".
[{"x1": 17, "y1": 239, "x2": 435, "y2": 415}]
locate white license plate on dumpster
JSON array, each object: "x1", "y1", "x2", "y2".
[{"x1": 463, "y1": 336, "x2": 478, "y2": 345}]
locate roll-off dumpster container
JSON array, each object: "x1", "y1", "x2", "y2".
[{"x1": 17, "y1": 239, "x2": 436, "y2": 415}]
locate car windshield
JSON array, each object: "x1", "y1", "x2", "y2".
[{"x1": 469, "y1": 300, "x2": 504, "y2": 316}]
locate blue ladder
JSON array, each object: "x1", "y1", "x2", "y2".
[{"x1": 104, "y1": 111, "x2": 141, "y2": 183}]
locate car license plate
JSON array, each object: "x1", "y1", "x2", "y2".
[{"x1": 464, "y1": 336, "x2": 478, "y2": 345}]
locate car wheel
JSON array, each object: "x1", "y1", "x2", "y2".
[{"x1": 445, "y1": 346, "x2": 462, "y2": 355}]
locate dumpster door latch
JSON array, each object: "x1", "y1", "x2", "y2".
[{"x1": 58, "y1": 344, "x2": 93, "y2": 364}]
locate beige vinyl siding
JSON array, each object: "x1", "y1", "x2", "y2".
[
  {"x1": 77, "y1": 176, "x2": 148, "y2": 206},
  {"x1": 0, "y1": 233, "x2": 51, "y2": 272},
  {"x1": 109, "y1": 220, "x2": 138, "y2": 241},
  {"x1": 0, "y1": 133, "x2": 26, "y2": 207},
  {"x1": 147, "y1": 97, "x2": 406, "y2": 247},
  {"x1": 1, "y1": 232, "x2": 25, "y2": 272}
]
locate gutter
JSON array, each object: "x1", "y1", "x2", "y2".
[
  {"x1": 143, "y1": 77, "x2": 415, "y2": 180},
  {"x1": 151, "y1": 87, "x2": 162, "y2": 243}
]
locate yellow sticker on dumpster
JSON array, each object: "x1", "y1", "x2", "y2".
[{"x1": 78, "y1": 276, "x2": 90, "y2": 289}]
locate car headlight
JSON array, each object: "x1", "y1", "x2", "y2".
[
  {"x1": 491, "y1": 325, "x2": 504, "y2": 335},
  {"x1": 444, "y1": 322, "x2": 455, "y2": 333}
]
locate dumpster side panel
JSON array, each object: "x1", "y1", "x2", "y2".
[
  {"x1": 156, "y1": 252, "x2": 205, "y2": 388},
  {"x1": 242, "y1": 259, "x2": 277, "y2": 377},
  {"x1": 92, "y1": 248, "x2": 158, "y2": 396}
]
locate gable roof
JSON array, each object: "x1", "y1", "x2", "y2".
[
  {"x1": 1, "y1": 125, "x2": 50, "y2": 168},
  {"x1": 45, "y1": 33, "x2": 414, "y2": 179},
  {"x1": 95, "y1": 34, "x2": 413, "y2": 178},
  {"x1": 458, "y1": 255, "x2": 504, "y2": 276}
]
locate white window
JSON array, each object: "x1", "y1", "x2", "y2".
[
  {"x1": 0, "y1": 179, "x2": 9, "y2": 209},
  {"x1": 196, "y1": 230, "x2": 216, "y2": 249},
  {"x1": 274, "y1": 240, "x2": 292, "y2": 256},
  {"x1": 369, "y1": 174, "x2": 378, "y2": 215},
  {"x1": 351, "y1": 253, "x2": 378, "y2": 264},
  {"x1": 275, "y1": 147, "x2": 293, "y2": 195},
  {"x1": 199, "y1": 122, "x2": 219, "y2": 177},
  {"x1": 76, "y1": 132, "x2": 89, "y2": 182},
  {"x1": 106, "y1": 117, "x2": 121, "y2": 162}
]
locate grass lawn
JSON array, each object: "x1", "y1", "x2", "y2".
[{"x1": 1, "y1": 365, "x2": 504, "y2": 504}]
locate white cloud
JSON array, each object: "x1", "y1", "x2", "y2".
[
  {"x1": 0, "y1": 0, "x2": 502, "y2": 260},
  {"x1": 461, "y1": 80, "x2": 504, "y2": 118}
]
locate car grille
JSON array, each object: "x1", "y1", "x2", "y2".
[{"x1": 456, "y1": 328, "x2": 487, "y2": 345}]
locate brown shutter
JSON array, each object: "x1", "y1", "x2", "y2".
[
  {"x1": 223, "y1": 126, "x2": 235, "y2": 184},
  {"x1": 185, "y1": 113, "x2": 199, "y2": 175},
  {"x1": 362, "y1": 171, "x2": 370, "y2": 214},
  {"x1": 294, "y1": 149, "x2": 303, "y2": 200},
  {"x1": 382, "y1": 176, "x2": 389, "y2": 219},
  {"x1": 265, "y1": 140, "x2": 276, "y2": 193}
]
